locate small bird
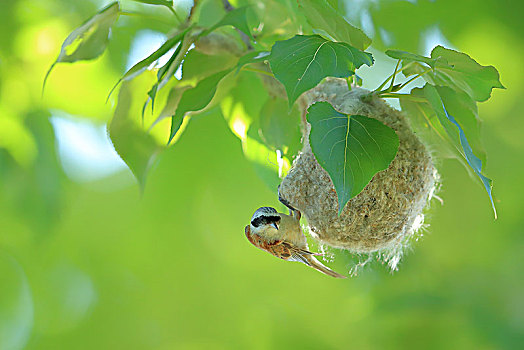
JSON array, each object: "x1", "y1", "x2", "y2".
[{"x1": 245, "y1": 204, "x2": 346, "y2": 279}]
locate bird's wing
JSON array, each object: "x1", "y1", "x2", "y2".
[
  {"x1": 245, "y1": 225, "x2": 305, "y2": 260},
  {"x1": 245, "y1": 226, "x2": 346, "y2": 278},
  {"x1": 245, "y1": 225, "x2": 284, "y2": 254},
  {"x1": 246, "y1": 225, "x2": 325, "y2": 261}
]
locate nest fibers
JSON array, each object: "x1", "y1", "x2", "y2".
[{"x1": 279, "y1": 78, "x2": 439, "y2": 270}]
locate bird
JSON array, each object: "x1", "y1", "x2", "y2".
[{"x1": 244, "y1": 203, "x2": 347, "y2": 279}]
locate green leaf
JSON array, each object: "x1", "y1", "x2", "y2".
[
  {"x1": 132, "y1": 0, "x2": 184, "y2": 22},
  {"x1": 190, "y1": 0, "x2": 226, "y2": 28},
  {"x1": 385, "y1": 49, "x2": 451, "y2": 68},
  {"x1": 393, "y1": 46, "x2": 504, "y2": 102},
  {"x1": 220, "y1": 71, "x2": 291, "y2": 191},
  {"x1": 427, "y1": 46, "x2": 505, "y2": 102},
  {"x1": 244, "y1": 118, "x2": 291, "y2": 191},
  {"x1": 220, "y1": 71, "x2": 267, "y2": 133},
  {"x1": 108, "y1": 27, "x2": 189, "y2": 100},
  {"x1": 268, "y1": 35, "x2": 373, "y2": 108},
  {"x1": 236, "y1": 51, "x2": 270, "y2": 73},
  {"x1": 149, "y1": 85, "x2": 189, "y2": 130},
  {"x1": 182, "y1": 50, "x2": 237, "y2": 82},
  {"x1": 298, "y1": 0, "x2": 371, "y2": 50},
  {"x1": 132, "y1": 0, "x2": 174, "y2": 8},
  {"x1": 169, "y1": 68, "x2": 233, "y2": 143},
  {"x1": 421, "y1": 84, "x2": 496, "y2": 217},
  {"x1": 307, "y1": 102, "x2": 399, "y2": 214},
  {"x1": 258, "y1": 96, "x2": 302, "y2": 158},
  {"x1": 144, "y1": 41, "x2": 184, "y2": 116},
  {"x1": 109, "y1": 79, "x2": 162, "y2": 190},
  {"x1": 202, "y1": 6, "x2": 254, "y2": 41},
  {"x1": 44, "y1": 2, "x2": 120, "y2": 90},
  {"x1": 434, "y1": 86, "x2": 486, "y2": 164}
]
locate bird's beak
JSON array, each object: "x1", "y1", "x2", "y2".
[{"x1": 272, "y1": 222, "x2": 279, "y2": 230}]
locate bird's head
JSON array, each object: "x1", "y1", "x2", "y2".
[{"x1": 250, "y1": 206, "x2": 281, "y2": 234}]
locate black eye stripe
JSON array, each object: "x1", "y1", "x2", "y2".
[{"x1": 251, "y1": 215, "x2": 281, "y2": 227}]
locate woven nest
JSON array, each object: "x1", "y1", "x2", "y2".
[{"x1": 279, "y1": 78, "x2": 438, "y2": 256}]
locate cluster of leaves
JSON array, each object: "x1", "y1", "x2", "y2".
[
  {"x1": 44, "y1": 0, "x2": 503, "y2": 216},
  {"x1": 384, "y1": 48, "x2": 504, "y2": 217}
]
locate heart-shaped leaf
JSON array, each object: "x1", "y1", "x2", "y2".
[
  {"x1": 298, "y1": 0, "x2": 371, "y2": 50},
  {"x1": 44, "y1": 2, "x2": 120, "y2": 90},
  {"x1": 269, "y1": 35, "x2": 373, "y2": 108},
  {"x1": 307, "y1": 102, "x2": 399, "y2": 214}
]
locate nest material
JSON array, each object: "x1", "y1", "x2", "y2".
[{"x1": 279, "y1": 79, "x2": 438, "y2": 254}]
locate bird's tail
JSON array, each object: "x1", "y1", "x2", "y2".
[{"x1": 306, "y1": 256, "x2": 347, "y2": 279}]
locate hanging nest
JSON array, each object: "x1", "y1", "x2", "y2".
[{"x1": 278, "y1": 78, "x2": 439, "y2": 267}]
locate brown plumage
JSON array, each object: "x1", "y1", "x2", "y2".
[{"x1": 245, "y1": 208, "x2": 346, "y2": 279}]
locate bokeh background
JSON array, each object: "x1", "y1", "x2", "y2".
[{"x1": 1, "y1": 0, "x2": 523, "y2": 349}]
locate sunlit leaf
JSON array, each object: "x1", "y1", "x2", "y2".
[
  {"x1": 421, "y1": 84, "x2": 496, "y2": 217},
  {"x1": 258, "y1": 96, "x2": 302, "y2": 158},
  {"x1": 182, "y1": 50, "x2": 237, "y2": 83},
  {"x1": 202, "y1": 6, "x2": 254, "y2": 41},
  {"x1": 149, "y1": 85, "x2": 189, "y2": 130},
  {"x1": 143, "y1": 40, "x2": 185, "y2": 116},
  {"x1": 243, "y1": 119, "x2": 291, "y2": 191},
  {"x1": 268, "y1": 35, "x2": 373, "y2": 107},
  {"x1": 44, "y1": 2, "x2": 120, "y2": 90},
  {"x1": 189, "y1": 0, "x2": 226, "y2": 28},
  {"x1": 219, "y1": 71, "x2": 292, "y2": 190},
  {"x1": 220, "y1": 71, "x2": 267, "y2": 136},
  {"x1": 394, "y1": 46, "x2": 504, "y2": 102},
  {"x1": 109, "y1": 79, "x2": 162, "y2": 190},
  {"x1": 169, "y1": 68, "x2": 233, "y2": 143},
  {"x1": 298, "y1": 0, "x2": 371, "y2": 50},
  {"x1": 307, "y1": 102, "x2": 399, "y2": 214},
  {"x1": 108, "y1": 27, "x2": 189, "y2": 100}
]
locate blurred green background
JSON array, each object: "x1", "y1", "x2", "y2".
[{"x1": 1, "y1": 0, "x2": 523, "y2": 349}]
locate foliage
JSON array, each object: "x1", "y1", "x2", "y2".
[
  {"x1": 42, "y1": 0, "x2": 503, "y2": 215},
  {"x1": 1, "y1": 0, "x2": 522, "y2": 349}
]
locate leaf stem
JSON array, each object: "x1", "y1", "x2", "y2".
[
  {"x1": 388, "y1": 59, "x2": 401, "y2": 92},
  {"x1": 373, "y1": 59, "x2": 401, "y2": 93},
  {"x1": 396, "y1": 67, "x2": 433, "y2": 91},
  {"x1": 374, "y1": 73, "x2": 393, "y2": 93}
]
